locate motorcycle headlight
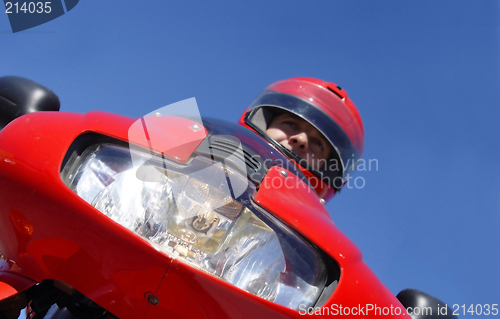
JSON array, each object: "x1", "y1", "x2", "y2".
[{"x1": 61, "y1": 143, "x2": 328, "y2": 311}]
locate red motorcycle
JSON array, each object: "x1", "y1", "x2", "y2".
[{"x1": 0, "y1": 76, "x2": 454, "y2": 319}]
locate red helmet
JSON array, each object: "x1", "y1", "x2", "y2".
[{"x1": 238, "y1": 77, "x2": 364, "y2": 201}]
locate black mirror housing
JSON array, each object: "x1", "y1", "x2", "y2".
[
  {"x1": 0, "y1": 76, "x2": 60, "y2": 129},
  {"x1": 397, "y1": 289, "x2": 458, "y2": 319}
]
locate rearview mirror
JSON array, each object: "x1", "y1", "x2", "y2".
[
  {"x1": 397, "y1": 288, "x2": 457, "y2": 319},
  {"x1": 0, "y1": 76, "x2": 60, "y2": 129}
]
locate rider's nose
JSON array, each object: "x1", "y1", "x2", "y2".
[{"x1": 289, "y1": 132, "x2": 308, "y2": 150}]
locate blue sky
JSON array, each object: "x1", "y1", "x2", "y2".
[{"x1": 1, "y1": 1, "x2": 499, "y2": 316}]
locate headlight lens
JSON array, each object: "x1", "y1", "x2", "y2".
[{"x1": 61, "y1": 143, "x2": 327, "y2": 311}]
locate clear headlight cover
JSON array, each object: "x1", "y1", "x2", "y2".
[{"x1": 61, "y1": 143, "x2": 327, "y2": 311}]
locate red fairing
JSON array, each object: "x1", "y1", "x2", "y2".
[
  {"x1": 0, "y1": 112, "x2": 168, "y2": 318},
  {"x1": 145, "y1": 260, "x2": 301, "y2": 319},
  {"x1": 255, "y1": 167, "x2": 409, "y2": 318},
  {"x1": 0, "y1": 111, "x2": 207, "y2": 318},
  {"x1": 0, "y1": 282, "x2": 18, "y2": 300},
  {"x1": 0, "y1": 110, "x2": 407, "y2": 318}
]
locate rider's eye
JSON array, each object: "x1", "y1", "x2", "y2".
[{"x1": 314, "y1": 140, "x2": 324, "y2": 151}]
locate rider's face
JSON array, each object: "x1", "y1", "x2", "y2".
[{"x1": 266, "y1": 113, "x2": 331, "y2": 169}]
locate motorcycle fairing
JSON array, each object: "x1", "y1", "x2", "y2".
[
  {"x1": 0, "y1": 110, "x2": 410, "y2": 318},
  {"x1": 0, "y1": 111, "x2": 203, "y2": 318},
  {"x1": 254, "y1": 167, "x2": 409, "y2": 318}
]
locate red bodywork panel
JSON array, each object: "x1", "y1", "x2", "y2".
[
  {"x1": 0, "y1": 111, "x2": 408, "y2": 318},
  {"x1": 255, "y1": 167, "x2": 407, "y2": 317},
  {"x1": 0, "y1": 281, "x2": 19, "y2": 300}
]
